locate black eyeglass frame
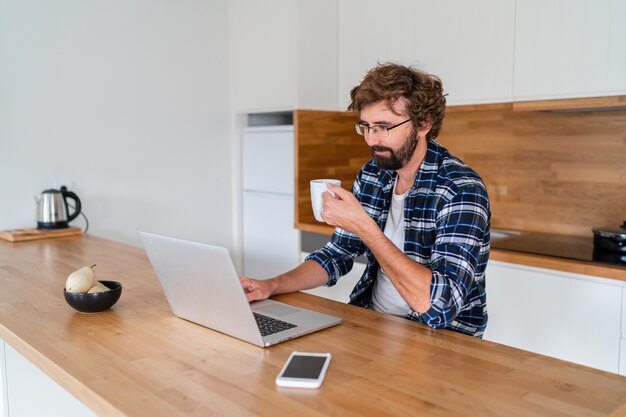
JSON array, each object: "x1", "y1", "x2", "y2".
[{"x1": 354, "y1": 118, "x2": 412, "y2": 137}]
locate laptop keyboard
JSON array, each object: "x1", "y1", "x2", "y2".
[{"x1": 253, "y1": 313, "x2": 297, "y2": 337}]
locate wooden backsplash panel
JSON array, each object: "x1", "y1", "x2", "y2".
[
  {"x1": 438, "y1": 108, "x2": 626, "y2": 236},
  {"x1": 295, "y1": 108, "x2": 626, "y2": 237},
  {"x1": 295, "y1": 110, "x2": 366, "y2": 233}
]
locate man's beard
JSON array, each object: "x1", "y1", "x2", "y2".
[{"x1": 369, "y1": 128, "x2": 418, "y2": 170}]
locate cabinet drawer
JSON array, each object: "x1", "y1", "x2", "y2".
[
  {"x1": 1, "y1": 340, "x2": 6, "y2": 417},
  {"x1": 622, "y1": 286, "x2": 626, "y2": 335},
  {"x1": 243, "y1": 126, "x2": 294, "y2": 194},
  {"x1": 621, "y1": 338, "x2": 626, "y2": 376},
  {"x1": 242, "y1": 192, "x2": 299, "y2": 279}
]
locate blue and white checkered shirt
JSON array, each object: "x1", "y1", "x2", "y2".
[{"x1": 306, "y1": 140, "x2": 490, "y2": 337}]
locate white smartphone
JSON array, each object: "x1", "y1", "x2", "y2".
[{"x1": 275, "y1": 352, "x2": 332, "y2": 388}]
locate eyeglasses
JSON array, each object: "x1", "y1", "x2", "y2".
[{"x1": 355, "y1": 118, "x2": 411, "y2": 137}]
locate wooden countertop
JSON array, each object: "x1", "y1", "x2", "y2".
[
  {"x1": 1, "y1": 236, "x2": 626, "y2": 417},
  {"x1": 490, "y1": 248, "x2": 626, "y2": 281}
]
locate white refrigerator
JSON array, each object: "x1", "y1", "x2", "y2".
[{"x1": 242, "y1": 125, "x2": 300, "y2": 279}]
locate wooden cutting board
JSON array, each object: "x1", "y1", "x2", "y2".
[{"x1": 0, "y1": 227, "x2": 83, "y2": 242}]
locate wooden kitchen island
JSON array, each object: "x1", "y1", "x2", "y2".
[{"x1": 1, "y1": 236, "x2": 626, "y2": 417}]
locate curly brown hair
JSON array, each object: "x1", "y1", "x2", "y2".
[{"x1": 348, "y1": 62, "x2": 446, "y2": 140}]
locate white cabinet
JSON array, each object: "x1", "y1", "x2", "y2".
[
  {"x1": 1, "y1": 340, "x2": 96, "y2": 417},
  {"x1": 242, "y1": 126, "x2": 300, "y2": 279},
  {"x1": 338, "y1": 0, "x2": 516, "y2": 106},
  {"x1": 242, "y1": 125, "x2": 294, "y2": 194},
  {"x1": 232, "y1": 0, "x2": 626, "y2": 111},
  {"x1": 231, "y1": 0, "x2": 296, "y2": 112},
  {"x1": 243, "y1": 192, "x2": 299, "y2": 278},
  {"x1": 338, "y1": 0, "x2": 419, "y2": 108},
  {"x1": 1, "y1": 341, "x2": 6, "y2": 417},
  {"x1": 619, "y1": 286, "x2": 626, "y2": 376},
  {"x1": 484, "y1": 260, "x2": 624, "y2": 373},
  {"x1": 300, "y1": 251, "x2": 364, "y2": 303},
  {"x1": 230, "y1": 0, "x2": 339, "y2": 112},
  {"x1": 514, "y1": 0, "x2": 626, "y2": 101},
  {"x1": 296, "y1": 0, "x2": 339, "y2": 110}
]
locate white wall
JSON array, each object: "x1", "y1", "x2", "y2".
[{"x1": 0, "y1": 0, "x2": 235, "y2": 252}]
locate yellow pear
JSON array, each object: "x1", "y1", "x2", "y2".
[
  {"x1": 87, "y1": 281, "x2": 110, "y2": 294},
  {"x1": 65, "y1": 265, "x2": 96, "y2": 293}
]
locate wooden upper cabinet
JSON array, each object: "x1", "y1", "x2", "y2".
[
  {"x1": 338, "y1": 0, "x2": 516, "y2": 106},
  {"x1": 514, "y1": 0, "x2": 626, "y2": 101},
  {"x1": 230, "y1": 0, "x2": 339, "y2": 112}
]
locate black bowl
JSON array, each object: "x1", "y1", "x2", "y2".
[{"x1": 63, "y1": 280, "x2": 122, "y2": 313}]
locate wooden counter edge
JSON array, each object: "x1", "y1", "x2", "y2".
[
  {"x1": 490, "y1": 248, "x2": 626, "y2": 281},
  {"x1": 0, "y1": 323, "x2": 126, "y2": 417},
  {"x1": 610, "y1": 402, "x2": 626, "y2": 417}
]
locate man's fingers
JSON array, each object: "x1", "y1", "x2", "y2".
[
  {"x1": 240, "y1": 277, "x2": 254, "y2": 291},
  {"x1": 245, "y1": 288, "x2": 264, "y2": 302},
  {"x1": 241, "y1": 277, "x2": 270, "y2": 303},
  {"x1": 327, "y1": 184, "x2": 350, "y2": 199},
  {"x1": 322, "y1": 191, "x2": 332, "y2": 201},
  {"x1": 240, "y1": 277, "x2": 262, "y2": 300}
]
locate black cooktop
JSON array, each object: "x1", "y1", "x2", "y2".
[{"x1": 491, "y1": 232, "x2": 626, "y2": 269}]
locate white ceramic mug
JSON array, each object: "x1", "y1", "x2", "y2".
[{"x1": 310, "y1": 179, "x2": 341, "y2": 222}]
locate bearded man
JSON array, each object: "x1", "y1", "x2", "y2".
[{"x1": 241, "y1": 63, "x2": 491, "y2": 337}]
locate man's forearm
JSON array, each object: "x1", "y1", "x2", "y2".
[
  {"x1": 270, "y1": 260, "x2": 329, "y2": 296},
  {"x1": 356, "y1": 218, "x2": 432, "y2": 312}
]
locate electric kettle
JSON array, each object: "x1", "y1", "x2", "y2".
[{"x1": 35, "y1": 186, "x2": 82, "y2": 229}]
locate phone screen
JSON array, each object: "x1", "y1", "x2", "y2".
[{"x1": 282, "y1": 354, "x2": 328, "y2": 379}]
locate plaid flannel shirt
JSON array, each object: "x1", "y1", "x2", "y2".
[{"x1": 306, "y1": 140, "x2": 490, "y2": 337}]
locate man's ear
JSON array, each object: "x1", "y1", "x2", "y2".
[{"x1": 417, "y1": 121, "x2": 432, "y2": 135}]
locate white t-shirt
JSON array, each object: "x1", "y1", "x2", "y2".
[{"x1": 371, "y1": 179, "x2": 410, "y2": 316}]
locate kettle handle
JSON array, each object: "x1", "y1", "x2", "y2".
[{"x1": 61, "y1": 187, "x2": 82, "y2": 223}]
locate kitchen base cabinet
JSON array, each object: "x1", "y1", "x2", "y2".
[
  {"x1": 1, "y1": 340, "x2": 96, "y2": 417},
  {"x1": 621, "y1": 338, "x2": 626, "y2": 376},
  {"x1": 484, "y1": 260, "x2": 624, "y2": 374},
  {"x1": 243, "y1": 192, "x2": 299, "y2": 279},
  {"x1": 300, "y1": 252, "x2": 363, "y2": 303},
  {"x1": 621, "y1": 286, "x2": 626, "y2": 376},
  {"x1": 1, "y1": 341, "x2": 6, "y2": 417}
]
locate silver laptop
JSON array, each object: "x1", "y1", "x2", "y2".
[{"x1": 139, "y1": 232, "x2": 341, "y2": 347}]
